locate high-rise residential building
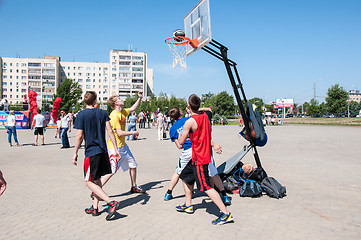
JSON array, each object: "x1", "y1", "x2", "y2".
[
  {"x1": 0, "y1": 56, "x2": 59, "y2": 106},
  {"x1": 59, "y1": 61, "x2": 110, "y2": 102},
  {"x1": 0, "y1": 50, "x2": 154, "y2": 107},
  {"x1": 348, "y1": 90, "x2": 361, "y2": 103}
]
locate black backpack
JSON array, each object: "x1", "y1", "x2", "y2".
[
  {"x1": 239, "y1": 180, "x2": 262, "y2": 198},
  {"x1": 223, "y1": 175, "x2": 241, "y2": 192},
  {"x1": 261, "y1": 177, "x2": 286, "y2": 199},
  {"x1": 247, "y1": 167, "x2": 268, "y2": 183}
]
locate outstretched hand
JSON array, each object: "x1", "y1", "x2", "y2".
[{"x1": 138, "y1": 91, "x2": 143, "y2": 99}]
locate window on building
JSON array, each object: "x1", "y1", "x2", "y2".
[
  {"x1": 86, "y1": 79, "x2": 91, "y2": 82},
  {"x1": 86, "y1": 67, "x2": 91, "y2": 70},
  {"x1": 78, "y1": 66, "x2": 83, "y2": 70},
  {"x1": 78, "y1": 79, "x2": 83, "y2": 82},
  {"x1": 86, "y1": 85, "x2": 91, "y2": 89},
  {"x1": 21, "y1": 70, "x2": 26, "y2": 73}
]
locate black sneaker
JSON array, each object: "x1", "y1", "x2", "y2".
[
  {"x1": 106, "y1": 201, "x2": 119, "y2": 221},
  {"x1": 130, "y1": 185, "x2": 145, "y2": 194},
  {"x1": 84, "y1": 206, "x2": 100, "y2": 216}
]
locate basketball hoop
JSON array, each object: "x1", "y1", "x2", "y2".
[{"x1": 165, "y1": 36, "x2": 198, "y2": 69}]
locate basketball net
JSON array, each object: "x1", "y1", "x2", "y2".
[{"x1": 165, "y1": 37, "x2": 198, "y2": 69}]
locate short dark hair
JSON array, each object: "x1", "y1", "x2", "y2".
[
  {"x1": 37, "y1": 109, "x2": 41, "y2": 114},
  {"x1": 169, "y1": 107, "x2": 181, "y2": 120},
  {"x1": 84, "y1": 91, "x2": 97, "y2": 106},
  {"x1": 188, "y1": 94, "x2": 200, "y2": 112}
]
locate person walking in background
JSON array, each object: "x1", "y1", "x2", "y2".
[
  {"x1": 138, "y1": 110, "x2": 144, "y2": 129},
  {"x1": 146, "y1": 110, "x2": 150, "y2": 128},
  {"x1": 60, "y1": 109, "x2": 71, "y2": 149},
  {"x1": 157, "y1": 112, "x2": 165, "y2": 140},
  {"x1": 127, "y1": 111, "x2": 138, "y2": 140},
  {"x1": 31, "y1": 109, "x2": 46, "y2": 146},
  {"x1": 6, "y1": 110, "x2": 22, "y2": 147}
]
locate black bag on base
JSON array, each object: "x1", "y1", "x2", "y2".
[
  {"x1": 247, "y1": 167, "x2": 268, "y2": 182},
  {"x1": 163, "y1": 132, "x2": 167, "y2": 139},
  {"x1": 239, "y1": 180, "x2": 262, "y2": 198},
  {"x1": 261, "y1": 177, "x2": 286, "y2": 199}
]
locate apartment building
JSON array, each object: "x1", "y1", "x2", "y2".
[
  {"x1": 0, "y1": 56, "x2": 59, "y2": 105},
  {"x1": 109, "y1": 50, "x2": 151, "y2": 98},
  {"x1": 0, "y1": 50, "x2": 154, "y2": 106},
  {"x1": 348, "y1": 90, "x2": 361, "y2": 103},
  {"x1": 60, "y1": 61, "x2": 110, "y2": 102}
]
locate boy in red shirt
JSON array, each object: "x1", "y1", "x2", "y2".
[{"x1": 178, "y1": 94, "x2": 233, "y2": 225}]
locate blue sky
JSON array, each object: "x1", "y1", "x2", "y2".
[{"x1": 1, "y1": 0, "x2": 360, "y2": 104}]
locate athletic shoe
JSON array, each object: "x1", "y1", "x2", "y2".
[
  {"x1": 164, "y1": 193, "x2": 173, "y2": 201},
  {"x1": 176, "y1": 204, "x2": 194, "y2": 214},
  {"x1": 212, "y1": 212, "x2": 233, "y2": 225},
  {"x1": 130, "y1": 185, "x2": 145, "y2": 194},
  {"x1": 84, "y1": 206, "x2": 100, "y2": 216},
  {"x1": 106, "y1": 201, "x2": 119, "y2": 221},
  {"x1": 221, "y1": 195, "x2": 231, "y2": 206}
]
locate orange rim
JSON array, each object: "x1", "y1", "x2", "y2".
[{"x1": 165, "y1": 36, "x2": 198, "y2": 48}]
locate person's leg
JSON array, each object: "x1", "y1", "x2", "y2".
[
  {"x1": 86, "y1": 180, "x2": 111, "y2": 206},
  {"x1": 64, "y1": 128, "x2": 70, "y2": 147},
  {"x1": 12, "y1": 127, "x2": 19, "y2": 145},
  {"x1": 40, "y1": 132, "x2": 44, "y2": 145},
  {"x1": 168, "y1": 173, "x2": 180, "y2": 192},
  {"x1": 34, "y1": 134, "x2": 38, "y2": 145},
  {"x1": 131, "y1": 125, "x2": 136, "y2": 140},
  {"x1": 60, "y1": 128, "x2": 66, "y2": 147},
  {"x1": 182, "y1": 181, "x2": 194, "y2": 206},
  {"x1": 129, "y1": 167, "x2": 137, "y2": 187},
  {"x1": 100, "y1": 173, "x2": 114, "y2": 187},
  {"x1": 157, "y1": 127, "x2": 161, "y2": 140},
  {"x1": 7, "y1": 127, "x2": 12, "y2": 145},
  {"x1": 126, "y1": 124, "x2": 131, "y2": 140},
  {"x1": 205, "y1": 188, "x2": 228, "y2": 213}
]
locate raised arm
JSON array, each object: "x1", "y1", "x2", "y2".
[{"x1": 129, "y1": 91, "x2": 143, "y2": 112}]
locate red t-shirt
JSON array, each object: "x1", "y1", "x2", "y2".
[{"x1": 190, "y1": 112, "x2": 212, "y2": 165}]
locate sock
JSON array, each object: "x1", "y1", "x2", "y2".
[
  {"x1": 167, "y1": 189, "x2": 172, "y2": 194},
  {"x1": 221, "y1": 190, "x2": 227, "y2": 197}
]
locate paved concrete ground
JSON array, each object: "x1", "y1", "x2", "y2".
[{"x1": 0, "y1": 124, "x2": 360, "y2": 239}]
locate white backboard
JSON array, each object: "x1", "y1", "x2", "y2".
[{"x1": 184, "y1": 0, "x2": 212, "y2": 56}]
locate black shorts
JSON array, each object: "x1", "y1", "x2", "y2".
[
  {"x1": 34, "y1": 127, "x2": 44, "y2": 135},
  {"x1": 83, "y1": 152, "x2": 111, "y2": 181},
  {"x1": 179, "y1": 161, "x2": 212, "y2": 192}
]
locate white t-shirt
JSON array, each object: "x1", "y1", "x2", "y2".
[
  {"x1": 7, "y1": 115, "x2": 16, "y2": 127},
  {"x1": 33, "y1": 114, "x2": 45, "y2": 128},
  {"x1": 60, "y1": 115, "x2": 70, "y2": 128},
  {"x1": 56, "y1": 120, "x2": 61, "y2": 129}
]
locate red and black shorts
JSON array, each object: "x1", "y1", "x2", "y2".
[
  {"x1": 83, "y1": 152, "x2": 111, "y2": 181},
  {"x1": 179, "y1": 161, "x2": 212, "y2": 192}
]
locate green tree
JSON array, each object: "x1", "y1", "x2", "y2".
[
  {"x1": 209, "y1": 91, "x2": 235, "y2": 116},
  {"x1": 349, "y1": 101, "x2": 361, "y2": 116},
  {"x1": 264, "y1": 103, "x2": 274, "y2": 113},
  {"x1": 248, "y1": 97, "x2": 264, "y2": 113},
  {"x1": 325, "y1": 84, "x2": 348, "y2": 114},
  {"x1": 307, "y1": 98, "x2": 320, "y2": 117},
  {"x1": 53, "y1": 79, "x2": 82, "y2": 113},
  {"x1": 303, "y1": 101, "x2": 310, "y2": 115}
]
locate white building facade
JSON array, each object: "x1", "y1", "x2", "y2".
[{"x1": 0, "y1": 50, "x2": 153, "y2": 106}]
